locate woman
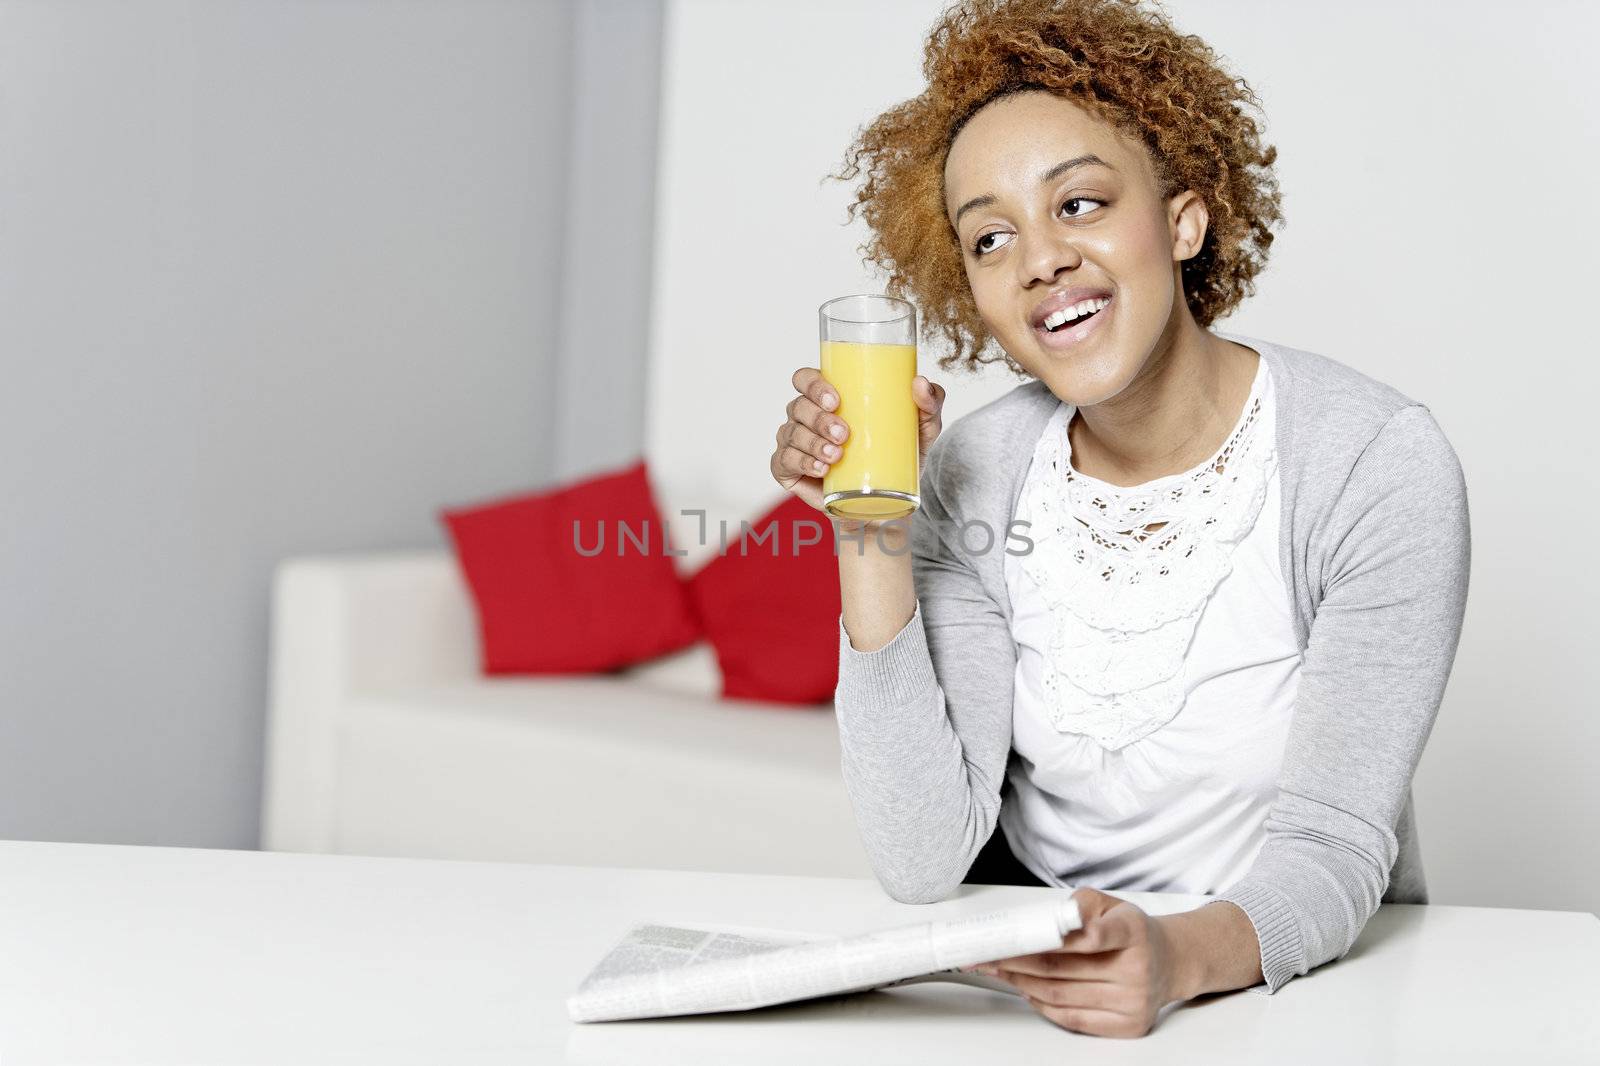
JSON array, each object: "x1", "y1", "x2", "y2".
[{"x1": 767, "y1": 0, "x2": 1471, "y2": 1040}]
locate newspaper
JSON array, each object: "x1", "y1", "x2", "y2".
[{"x1": 567, "y1": 898, "x2": 1081, "y2": 1023}]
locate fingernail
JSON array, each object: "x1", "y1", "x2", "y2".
[
  {"x1": 830, "y1": 423, "x2": 846, "y2": 442},
  {"x1": 823, "y1": 444, "x2": 839, "y2": 459},
  {"x1": 822, "y1": 393, "x2": 837, "y2": 410},
  {"x1": 813, "y1": 459, "x2": 826, "y2": 474}
]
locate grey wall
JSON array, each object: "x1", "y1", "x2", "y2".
[
  {"x1": 553, "y1": 0, "x2": 661, "y2": 482},
  {"x1": 0, "y1": 0, "x2": 660, "y2": 849}
]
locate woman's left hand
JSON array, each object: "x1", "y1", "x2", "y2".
[{"x1": 972, "y1": 887, "x2": 1187, "y2": 1038}]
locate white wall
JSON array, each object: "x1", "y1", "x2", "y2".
[
  {"x1": 646, "y1": 0, "x2": 1028, "y2": 573},
  {"x1": 0, "y1": 0, "x2": 581, "y2": 848},
  {"x1": 647, "y1": 0, "x2": 1600, "y2": 913}
]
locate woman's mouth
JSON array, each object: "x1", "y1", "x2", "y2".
[{"x1": 1034, "y1": 294, "x2": 1112, "y2": 350}]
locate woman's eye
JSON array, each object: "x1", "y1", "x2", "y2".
[
  {"x1": 973, "y1": 231, "x2": 1012, "y2": 256},
  {"x1": 1060, "y1": 197, "x2": 1106, "y2": 219}
]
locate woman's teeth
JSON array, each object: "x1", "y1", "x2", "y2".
[{"x1": 1043, "y1": 296, "x2": 1110, "y2": 332}]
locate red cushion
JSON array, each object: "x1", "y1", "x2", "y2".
[
  {"x1": 687, "y1": 495, "x2": 840, "y2": 705},
  {"x1": 439, "y1": 460, "x2": 701, "y2": 674}
]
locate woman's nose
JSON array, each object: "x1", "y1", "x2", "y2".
[{"x1": 1017, "y1": 228, "x2": 1083, "y2": 287}]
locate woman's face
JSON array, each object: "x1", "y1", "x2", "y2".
[{"x1": 943, "y1": 90, "x2": 1207, "y2": 405}]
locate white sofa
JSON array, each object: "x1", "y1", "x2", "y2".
[{"x1": 261, "y1": 551, "x2": 873, "y2": 878}]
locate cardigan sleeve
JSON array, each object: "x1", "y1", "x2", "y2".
[
  {"x1": 1218, "y1": 403, "x2": 1472, "y2": 993},
  {"x1": 831, "y1": 430, "x2": 1019, "y2": 904}
]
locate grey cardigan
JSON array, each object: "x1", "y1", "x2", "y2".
[{"x1": 832, "y1": 331, "x2": 1472, "y2": 993}]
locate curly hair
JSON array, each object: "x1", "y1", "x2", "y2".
[{"x1": 830, "y1": 0, "x2": 1284, "y2": 373}]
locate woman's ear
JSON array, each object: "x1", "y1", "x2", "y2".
[{"x1": 1168, "y1": 190, "x2": 1209, "y2": 265}]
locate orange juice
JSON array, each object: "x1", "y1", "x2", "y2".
[{"x1": 820, "y1": 340, "x2": 919, "y2": 520}]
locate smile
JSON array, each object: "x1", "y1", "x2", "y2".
[
  {"x1": 1043, "y1": 296, "x2": 1110, "y2": 332},
  {"x1": 1034, "y1": 294, "x2": 1113, "y2": 349}
]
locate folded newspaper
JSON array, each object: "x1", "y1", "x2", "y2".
[{"x1": 567, "y1": 898, "x2": 1082, "y2": 1022}]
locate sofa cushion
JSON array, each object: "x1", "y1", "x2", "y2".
[
  {"x1": 686, "y1": 494, "x2": 839, "y2": 705},
  {"x1": 439, "y1": 459, "x2": 701, "y2": 674}
]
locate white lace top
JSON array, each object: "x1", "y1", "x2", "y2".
[{"x1": 999, "y1": 355, "x2": 1305, "y2": 894}]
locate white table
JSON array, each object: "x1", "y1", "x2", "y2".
[{"x1": 1, "y1": 841, "x2": 1595, "y2": 1064}]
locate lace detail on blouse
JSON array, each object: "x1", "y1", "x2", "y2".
[{"x1": 1015, "y1": 359, "x2": 1278, "y2": 750}]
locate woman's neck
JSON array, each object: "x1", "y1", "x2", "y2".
[{"x1": 1068, "y1": 319, "x2": 1259, "y2": 488}]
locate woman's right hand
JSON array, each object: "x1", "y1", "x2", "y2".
[{"x1": 769, "y1": 367, "x2": 946, "y2": 536}]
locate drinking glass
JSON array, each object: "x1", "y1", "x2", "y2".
[{"x1": 818, "y1": 295, "x2": 920, "y2": 521}]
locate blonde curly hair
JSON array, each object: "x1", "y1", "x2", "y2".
[{"x1": 830, "y1": 0, "x2": 1284, "y2": 372}]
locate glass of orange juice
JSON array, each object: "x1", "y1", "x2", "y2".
[{"x1": 818, "y1": 294, "x2": 919, "y2": 522}]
